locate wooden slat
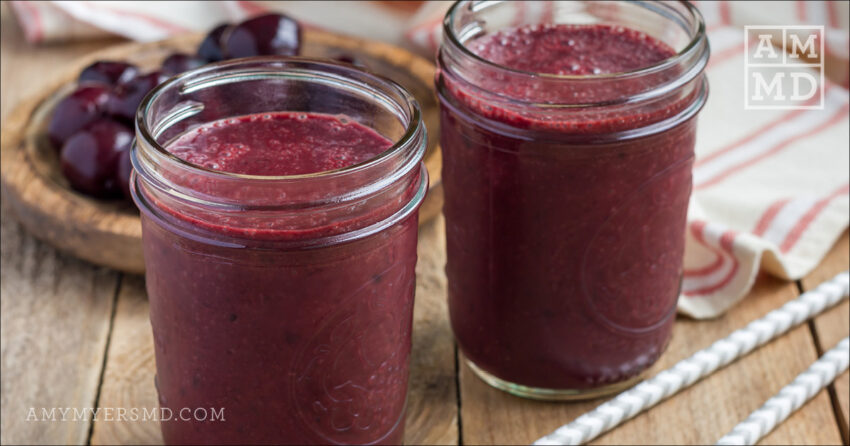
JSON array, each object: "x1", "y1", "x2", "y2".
[
  {"x1": 0, "y1": 206, "x2": 120, "y2": 445},
  {"x1": 89, "y1": 276, "x2": 161, "y2": 445},
  {"x1": 0, "y1": 5, "x2": 122, "y2": 445},
  {"x1": 459, "y1": 274, "x2": 843, "y2": 445},
  {"x1": 802, "y1": 231, "x2": 849, "y2": 442},
  {"x1": 92, "y1": 217, "x2": 458, "y2": 444},
  {"x1": 405, "y1": 216, "x2": 460, "y2": 445}
]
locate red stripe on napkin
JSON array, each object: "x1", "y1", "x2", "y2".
[
  {"x1": 718, "y1": 2, "x2": 732, "y2": 26},
  {"x1": 826, "y1": 1, "x2": 840, "y2": 28},
  {"x1": 78, "y1": 1, "x2": 189, "y2": 34},
  {"x1": 684, "y1": 229, "x2": 740, "y2": 296},
  {"x1": 707, "y1": 40, "x2": 747, "y2": 69},
  {"x1": 752, "y1": 199, "x2": 793, "y2": 237},
  {"x1": 11, "y1": 1, "x2": 44, "y2": 43},
  {"x1": 796, "y1": 1, "x2": 808, "y2": 21},
  {"x1": 237, "y1": 1, "x2": 268, "y2": 16},
  {"x1": 684, "y1": 222, "x2": 725, "y2": 277},
  {"x1": 780, "y1": 183, "x2": 850, "y2": 252},
  {"x1": 695, "y1": 102, "x2": 848, "y2": 190},
  {"x1": 694, "y1": 103, "x2": 816, "y2": 169}
]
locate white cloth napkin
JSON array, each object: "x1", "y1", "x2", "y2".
[
  {"x1": 8, "y1": 1, "x2": 255, "y2": 43},
  {"x1": 6, "y1": 1, "x2": 415, "y2": 47}
]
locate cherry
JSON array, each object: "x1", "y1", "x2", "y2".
[
  {"x1": 79, "y1": 61, "x2": 139, "y2": 86},
  {"x1": 60, "y1": 119, "x2": 133, "y2": 198},
  {"x1": 115, "y1": 148, "x2": 134, "y2": 200},
  {"x1": 332, "y1": 53, "x2": 366, "y2": 69},
  {"x1": 197, "y1": 24, "x2": 231, "y2": 62},
  {"x1": 224, "y1": 13, "x2": 301, "y2": 58},
  {"x1": 106, "y1": 71, "x2": 169, "y2": 123},
  {"x1": 162, "y1": 52, "x2": 207, "y2": 76},
  {"x1": 48, "y1": 84, "x2": 111, "y2": 149}
]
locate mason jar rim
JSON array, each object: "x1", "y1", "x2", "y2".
[
  {"x1": 442, "y1": 0, "x2": 707, "y2": 82},
  {"x1": 130, "y1": 57, "x2": 428, "y2": 247},
  {"x1": 134, "y1": 56, "x2": 423, "y2": 182}
]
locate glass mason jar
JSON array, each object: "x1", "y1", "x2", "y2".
[
  {"x1": 132, "y1": 58, "x2": 427, "y2": 444},
  {"x1": 437, "y1": 0, "x2": 709, "y2": 400}
]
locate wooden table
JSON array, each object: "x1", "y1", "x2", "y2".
[{"x1": 1, "y1": 5, "x2": 848, "y2": 445}]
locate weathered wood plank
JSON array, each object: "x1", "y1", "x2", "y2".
[
  {"x1": 92, "y1": 217, "x2": 458, "y2": 444},
  {"x1": 405, "y1": 216, "x2": 460, "y2": 445},
  {"x1": 802, "y1": 231, "x2": 849, "y2": 442},
  {"x1": 0, "y1": 5, "x2": 122, "y2": 445},
  {"x1": 459, "y1": 274, "x2": 843, "y2": 445},
  {"x1": 89, "y1": 276, "x2": 161, "y2": 445},
  {"x1": 0, "y1": 205, "x2": 120, "y2": 446}
]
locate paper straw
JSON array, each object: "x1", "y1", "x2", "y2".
[
  {"x1": 716, "y1": 336, "x2": 850, "y2": 445},
  {"x1": 534, "y1": 271, "x2": 849, "y2": 446}
]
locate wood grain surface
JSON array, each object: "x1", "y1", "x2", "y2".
[
  {"x1": 804, "y1": 231, "x2": 850, "y2": 444},
  {"x1": 0, "y1": 203, "x2": 119, "y2": 445},
  {"x1": 88, "y1": 276, "x2": 161, "y2": 445},
  {"x1": 1, "y1": 3, "x2": 848, "y2": 446}
]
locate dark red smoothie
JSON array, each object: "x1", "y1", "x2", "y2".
[
  {"x1": 438, "y1": 23, "x2": 706, "y2": 394},
  {"x1": 166, "y1": 112, "x2": 390, "y2": 176},
  {"x1": 139, "y1": 112, "x2": 419, "y2": 444}
]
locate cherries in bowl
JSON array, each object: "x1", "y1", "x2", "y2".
[
  {"x1": 223, "y1": 13, "x2": 301, "y2": 58},
  {"x1": 59, "y1": 119, "x2": 133, "y2": 198},
  {"x1": 46, "y1": 12, "x2": 308, "y2": 203},
  {"x1": 79, "y1": 61, "x2": 139, "y2": 86},
  {"x1": 47, "y1": 84, "x2": 112, "y2": 149},
  {"x1": 106, "y1": 71, "x2": 170, "y2": 123}
]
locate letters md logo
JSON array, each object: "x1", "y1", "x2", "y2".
[{"x1": 744, "y1": 26, "x2": 824, "y2": 110}]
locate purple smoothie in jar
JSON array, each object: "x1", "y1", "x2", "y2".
[
  {"x1": 132, "y1": 58, "x2": 428, "y2": 444},
  {"x1": 436, "y1": 1, "x2": 709, "y2": 399}
]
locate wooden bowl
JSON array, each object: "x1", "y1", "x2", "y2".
[{"x1": 0, "y1": 30, "x2": 443, "y2": 274}]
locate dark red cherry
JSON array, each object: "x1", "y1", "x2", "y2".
[
  {"x1": 48, "y1": 84, "x2": 111, "y2": 149},
  {"x1": 162, "y1": 52, "x2": 207, "y2": 76},
  {"x1": 332, "y1": 53, "x2": 366, "y2": 69},
  {"x1": 60, "y1": 119, "x2": 133, "y2": 198},
  {"x1": 106, "y1": 71, "x2": 169, "y2": 123},
  {"x1": 79, "y1": 61, "x2": 139, "y2": 86},
  {"x1": 224, "y1": 13, "x2": 301, "y2": 58},
  {"x1": 197, "y1": 23, "x2": 231, "y2": 62},
  {"x1": 115, "y1": 148, "x2": 134, "y2": 200}
]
